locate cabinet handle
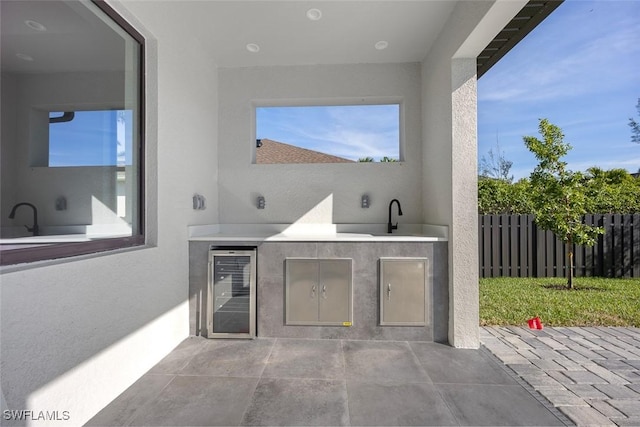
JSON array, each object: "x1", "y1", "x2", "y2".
[
  {"x1": 311, "y1": 285, "x2": 316, "y2": 299},
  {"x1": 387, "y1": 283, "x2": 392, "y2": 300},
  {"x1": 322, "y1": 284, "x2": 327, "y2": 299}
]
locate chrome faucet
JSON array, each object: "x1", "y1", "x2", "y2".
[
  {"x1": 387, "y1": 199, "x2": 403, "y2": 233},
  {"x1": 8, "y1": 202, "x2": 40, "y2": 236}
]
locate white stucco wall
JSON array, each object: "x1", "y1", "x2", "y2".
[
  {"x1": 0, "y1": 1, "x2": 219, "y2": 424},
  {"x1": 421, "y1": 0, "x2": 527, "y2": 348},
  {"x1": 217, "y1": 63, "x2": 423, "y2": 225}
]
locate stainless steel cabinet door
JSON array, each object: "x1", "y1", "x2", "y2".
[
  {"x1": 286, "y1": 259, "x2": 320, "y2": 324},
  {"x1": 286, "y1": 258, "x2": 352, "y2": 325},
  {"x1": 318, "y1": 259, "x2": 352, "y2": 323},
  {"x1": 380, "y1": 258, "x2": 427, "y2": 326}
]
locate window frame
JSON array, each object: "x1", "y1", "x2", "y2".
[{"x1": 0, "y1": 0, "x2": 146, "y2": 266}]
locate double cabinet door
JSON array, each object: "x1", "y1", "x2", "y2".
[{"x1": 286, "y1": 258, "x2": 352, "y2": 325}]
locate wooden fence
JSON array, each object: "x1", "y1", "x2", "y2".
[{"x1": 479, "y1": 214, "x2": 640, "y2": 278}]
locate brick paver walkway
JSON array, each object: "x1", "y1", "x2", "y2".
[{"x1": 481, "y1": 327, "x2": 640, "y2": 427}]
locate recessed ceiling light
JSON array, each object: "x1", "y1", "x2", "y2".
[
  {"x1": 16, "y1": 53, "x2": 34, "y2": 62},
  {"x1": 375, "y1": 41, "x2": 389, "y2": 50},
  {"x1": 306, "y1": 8, "x2": 322, "y2": 21},
  {"x1": 24, "y1": 20, "x2": 47, "y2": 32},
  {"x1": 246, "y1": 43, "x2": 260, "y2": 53}
]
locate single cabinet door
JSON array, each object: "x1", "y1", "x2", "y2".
[
  {"x1": 286, "y1": 259, "x2": 320, "y2": 324},
  {"x1": 318, "y1": 259, "x2": 352, "y2": 324},
  {"x1": 380, "y1": 258, "x2": 427, "y2": 326}
]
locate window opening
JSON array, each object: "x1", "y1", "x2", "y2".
[{"x1": 255, "y1": 103, "x2": 401, "y2": 164}]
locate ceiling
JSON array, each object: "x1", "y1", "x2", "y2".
[
  {"x1": 1, "y1": 0, "x2": 559, "y2": 75},
  {"x1": 124, "y1": 0, "x2": 458, "y2": 68},
  {"x1": 1, "y1": 0, "x2": 127, "y2": 74},
  {"x1": 1, "y1": 1, "x2": 459, "y2": 73}
]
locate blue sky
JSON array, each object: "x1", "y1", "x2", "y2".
[
  {"x1": 478, "y1": 0, "x2": 640, "y2": 180},
  {"x1": 256, "y1": 104, "x2": 400, "y2": 161},
  {"x1": 49, "y1": 110, "x2": 132, "y2": 167}
]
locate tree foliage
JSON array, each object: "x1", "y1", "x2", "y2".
[
  {"x1": 478, "y1": 166, "x2": 640, "y2": 214},
  {"x1": 523, "y1": 119, "x2": 604, "y2": 289},
  {"x1": 479, "y1": 140, "x2": 513, "y2": 182},
  {"x1": 358, "y1": 156, "x2": 398, "y2": 162},
  {"x1": 478, "y1": 177, "x2": 532, "y2": 214}
]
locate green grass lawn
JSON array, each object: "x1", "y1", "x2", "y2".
[{"x1": 480, "y1": 277, "x2": 640, "y2": 327}]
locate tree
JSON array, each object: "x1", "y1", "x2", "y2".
[
  {"x1": 630, "y1": 98, "x2": 640, "y2": 144},
  {"x1": 523, "y1": 119, "x2": 604, "y2": 289},
  {"x1": 380, "y1": 156, "x2": 398, "y2": 162},
  {"x1": 479, "y1": 138, "x2": 514, "y2": 183},
  {"x1": 358, "y1": 157, "x2": 374, "y2": 162},
  {"x1": 478, "y1": 177, "x2": 532, "y2": 214},
  {"x1": 583, "y1": 167, "x2": 640, "y2": 214}
]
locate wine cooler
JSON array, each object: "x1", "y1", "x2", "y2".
[{"x1": 207, "y1": 247, "x2": 256, "y2": 338}]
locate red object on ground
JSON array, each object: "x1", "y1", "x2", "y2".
[{"x1": 527, "y1": 317, "x2": 543, "y2": 330}]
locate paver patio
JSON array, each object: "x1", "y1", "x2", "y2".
[{"x1": 481, "y1": 327, "x2": 640, "y2": 427}]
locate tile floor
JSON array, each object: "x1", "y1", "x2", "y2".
[{"x1": 87, "y1": 338, "x2": 569, "y2": 426}]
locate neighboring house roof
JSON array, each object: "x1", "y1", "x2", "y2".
[
  {"x1": 477, "y1": 0, "x2": 564, "y2": 78},
  {"x1": 256, "y1": 139, "x2": 355, "y2": 164}
]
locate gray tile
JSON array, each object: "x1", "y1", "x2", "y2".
[
  {"x1": 626, "y1": 360, "x2": 640, "y2": 369},
  {"x1": 180, "y1": 338, "x2": 274, "y2": 377},
  {"x1": 546, "y1": 370, "x2": 578, "y2": 386},
  {"x1": 149, "y1": 336, "x2": 207, "y2": 374},
  {"x1": 531, "y1": 359, "x2": 565, "y2": 371},
  {"x1": 521, "y1": 372, "x2": 564, "y2": 388},
  {"x1": 586, "y1": 399, "x2": 627, "y2": 418},
  {"x1": 507, "y1": 363, "x2": 544, "y2": 376},
  {"x1": 536, "y1": 387, "x2": 588, "y2": 407},
  {"x1": 437, "y1": 383, "x2": 565, "y2": 426},
  {"x1": 342, "y1": 340, "x2": 430, "y2": 383},
  {"x1": 613, "y1": 417, "x2": 640, "y2": 426},
  {"x1": 560, "y1": 370, "x2": 609, "y2": 384},
  {"x1": 594, "y1": 349, "x2": 626, "y2": 359},
  {"x1": 615, "y1": 370, "x2": 640, "y2": 382},
  {"x1": 557, "y1": 349, "x2": 592, "y2": 364},
  {"x1": 566, "y1": 384, "x2": 609, "y2": 399},
  {"x1": 262, "y1": 339, "x2": 344, "y2": 379},
  {"x1": 411, "y1": 342, "x2": 516, "y2": 385},
  {"x1": 85, "y1": 374, "x2": 174, "y2": 426},
  {"x1": 608, "y1": 399, "x2": 640, "y2": 417},
  {"x1": 558, "y1": 406, "x2": 617, "y2": 427},
  {"x1": 585, "y1": 363, "x2": 630, "y2": 384},
  {"x1": 554, "y1": 358, "x2": 587, "y2": 371},
  {"x1": 347, "y1": 381, "x2": 457, "y2": 426},
  {"x1": 593, "y1": 384, "x2": 640, "y2": 399},
  {"x1": 241, "y1": 378, "x2": 349, "y2": 426},
  {"x1": 129, "y1": 376, "x2": 259, "y2": 426}
]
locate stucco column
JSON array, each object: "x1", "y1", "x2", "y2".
[{"x1": 449, "y1": 58, "x2": 479, "y2": 348}]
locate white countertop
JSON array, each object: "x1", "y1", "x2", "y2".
[{"x1": 188, "y1": 223, "x2": 448, "y2": 242}]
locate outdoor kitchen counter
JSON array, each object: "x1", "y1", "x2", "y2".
[{"x1": 188, "y1": 223, "x2": 448, "y2": 242}]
